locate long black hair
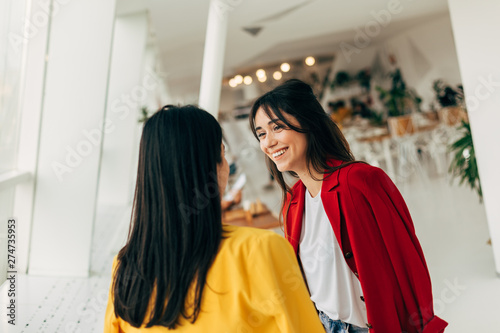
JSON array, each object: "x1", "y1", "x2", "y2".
[
  {"x1": 112, "y1": 105, "x2": 224, "y2": 329},
  {"x1": 249, "y1": 79, "x2": 356, "y2": 221}
]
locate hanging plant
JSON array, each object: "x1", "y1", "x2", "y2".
[
  {"x1": 433, "y1": 79, "x2": 463, "y2": 108},
  {"x1": 448, "y1": 120, "x2": 482, "y2": 201},
  {"x1": 355, "y1": 69, "x2": 371, "y2": 91},
  {"x1": 330, "y1": 71, "x2": 351, "y2": 90},
  {"x1": 369, "y1": 110, "x2": 385, "y2": 126},
  {"x1": 376, "y1": 69, "x2": 422, "y2": 117}
]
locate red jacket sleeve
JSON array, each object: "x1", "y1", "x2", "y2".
[{"x1": 345, "y1": 165, "x2": 447, "y2": 333}]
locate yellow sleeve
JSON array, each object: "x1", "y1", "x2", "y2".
[
  {"x1": 103, "y1": 256, "x2": 122, "y2": 333},
  {"x1": 248, "y1": 233, "x2": 325, "y2": 332}
]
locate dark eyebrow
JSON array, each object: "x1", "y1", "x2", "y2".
[{"x1": 255, "y1": 119, "x2": 280, "y2": 131}]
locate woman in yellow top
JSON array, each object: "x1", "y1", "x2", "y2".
[{"x1": 104, "y1": 105, "x2": 324, "y2": 332}]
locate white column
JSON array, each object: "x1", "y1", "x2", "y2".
[
  {"x1": 142, "y1": 45, "x2": 165, "y2": 111},
  {"x1": 448, "y1": 0, "x2": 500, "y2": 275},
  {"x1": 28, "y1": 0, "x2": 116, "y2": 277},
  {"x1": 97, "y1": 12, "x2": 149, "y2": 207},
  {"x1": 126, "y1": 45, "x2": 171, "y2": 199},
  {"x1": 12, "y1": 0, "x2": 51, "y2": 274},
  {"x1": 199, "y1": 0, "x2": 229, "y2": 118}
]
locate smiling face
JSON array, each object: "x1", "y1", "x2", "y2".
[{"x1": 254, "y1": 107, "x2": 308, "y2": 174}]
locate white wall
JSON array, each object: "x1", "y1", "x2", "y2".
[
  {"x1": 97, "y1": 12, "x2": 149, "y2": 207},
  {"x1": 28, "y1": 0, "x2": 116, "y2": 277},
  {"x1": 386, "y1": 13, "x2": 462, "y2": 109},
  {"x1": 129, "y1": 44, "x2": 171, "y2": 200},
  {"x1": 142, "y1": 45, "x2": 170, "y2": 111},
  {"x1": 219, "y1": 87, "x2": 236, "y2": 114},
  {"x1": 322, "y1": 13, "x2": 462, "y2": 111},
  {"x1": 448, "y1": 0, "x2": 500, "y2": 275}
]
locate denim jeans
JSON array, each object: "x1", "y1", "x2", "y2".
[{"x1": 318, "y1": 311, "x2": 369, "y2": 333}]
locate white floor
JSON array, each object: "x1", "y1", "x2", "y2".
[{"x1": 1, "y1": 118, "x2": 499, "y2": 332}]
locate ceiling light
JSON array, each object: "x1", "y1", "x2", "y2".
[
  {"x1": 280, "y1": 63, "x2": 290, "y2": 72},
  {"x1": 258, "y1": 75, "x2": 267, "y2": 82},
  {"x1": 305, "y1": 56, "x2": 315, "y2": 66},
  {"x1": 256, "y1": 69, "x2": 266, "y2": 79},
  {"x1": 243, "y1": 76, "x2": 253, "y2": 85},
  {"x1": 229, "y1": 79, "x2": 237, "y2": 88},
  {"x1": 234, "y1": 75, "x2": 243, "y2": 84},
  {"x1": 273, "y1": 71, "x2": 282, "y2": 80},
  {"x1": 242, "y1": 26, "x2": 263, "y2": 37}
]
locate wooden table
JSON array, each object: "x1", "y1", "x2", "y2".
[
  {"x1": 222, "y1": 205, "x2": 281, "y2": 230},
  {"x1": 357, "y1": 132, "x2": 395, "y2": 179},
  {"x1": 355, "y1": 122, "x2": 440, "y2": 180}
]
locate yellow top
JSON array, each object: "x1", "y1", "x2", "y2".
[{"x1": 104, "y1": 225, "x2": 325, "y2": 332}]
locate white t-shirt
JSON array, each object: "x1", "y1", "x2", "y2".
[{"x1": 299, "y1": 189, "x2": 367, "y2": 327}]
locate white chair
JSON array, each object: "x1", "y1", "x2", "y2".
[{"x1": 387, "y1": 115, "x2": 427, "y2": 183}]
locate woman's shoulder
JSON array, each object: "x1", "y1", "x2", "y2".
[
  {"x1": 223, "y1": 224, "x2": 284, "y2": 242},
  {"x1": 111, "y1": 255, "x2": 119, "y2": 271},
  {"x1": 221, "y1": 225, "x2": 288, "y2": 254},
  {"x1": 338, "y1": 162, "x2": 394, "y2": 194},
  {"x1": 341, "y1": 161, "x2": 387, "y2": 180}
]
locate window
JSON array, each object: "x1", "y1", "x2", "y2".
[{"x1": 0, "y1": 0, "x2": 28, "y2": 284}]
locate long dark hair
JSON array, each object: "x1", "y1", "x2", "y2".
[
  {"x1": 112, "y1": 105, "x2": 224, "y2": 329},
  {"x1": 249, "y1": 79, "x2": 355, "y2": 222}
]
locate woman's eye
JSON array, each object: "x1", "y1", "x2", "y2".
[
  {"x1": 257, "y1": 132, "x2": 265, "y2": 138},
  {"x1": 273, "y1": 124, "x2": 283, "y2": 131}
]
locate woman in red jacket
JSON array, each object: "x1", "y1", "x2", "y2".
[{"x1": 249, "y1": 79, "x2": 448, "y2": 333}]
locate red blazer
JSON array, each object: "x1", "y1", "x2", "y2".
[{"x1": 283, "y1": 160, "x2": 448, "y2": 333}]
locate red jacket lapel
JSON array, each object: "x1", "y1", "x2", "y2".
[{"x1": 284, "y1": 182, "x2": 305, "y2": 253}]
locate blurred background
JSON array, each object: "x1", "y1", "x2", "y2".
[{"x1": 0, "y1": 0, "x2": 499, "y2": 331}]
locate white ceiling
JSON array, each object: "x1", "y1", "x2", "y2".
[{"x1": 118, "y1": 0, "x2": 450, "y2": 97}]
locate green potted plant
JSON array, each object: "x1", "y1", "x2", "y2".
[
  {"x1": 432, "y1": 80, "x2": 466, "y2": 125},
  {"x1": 448, "y1": 120, "x2": 482, "y2": 201},
  {"x1": 355, "y1": 69, "x2": 371, "y2": 91},
  {"x1": 330, "y1": 71, "x2": 351, "y2": 90},
  {"x1": 433, "y1": 80, "x2": 462, "y2": 107},
  {"x1": 376, "y1": 69, "x2": 422, "y2": 136},
  {"x1": 376, "y1": 69, "x2": 422, "y2": 118},
  {"x1": 433, "y1": 80, "x2": 480, "y2": 200},
  {"x1": 369, "y1": 110, "x2": 385, "y2": 126}
]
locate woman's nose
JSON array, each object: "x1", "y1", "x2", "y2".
[{"x1": 262, "y1": 133, "x2": 277, "y2": 150}]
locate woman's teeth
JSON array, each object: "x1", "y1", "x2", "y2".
[{"x1": 272, "y1": 149, "x2": 287, "y2": 158}]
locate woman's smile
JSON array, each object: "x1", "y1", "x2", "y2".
[
  {"x1": 271, "y1": 147, "x2": 288, "y2": 160},
  {"x1": 254, "y1": 108, "x2": 308, "y2": 174}
]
